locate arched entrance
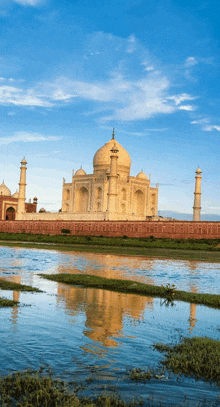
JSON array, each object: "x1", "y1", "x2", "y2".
[
  {"x1": 75, "y1": 187, "x2": 89, "y2": 212},
  {"x1": 6, "y1": 207, "x2": 16, "y2": 220},
  {"x1": 133, "y1": 190, "x2": 145, "y2": 217}
]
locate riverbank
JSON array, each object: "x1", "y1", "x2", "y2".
[
  {"x1": 1, "y1": 237, "x2": 220, "y2": 262},
  {"x1": 1, "y1": 363, "x2": 219, "y2": 407}
]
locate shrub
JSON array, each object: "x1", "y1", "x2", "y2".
[{"x1": 61, "y1": 228, "x2": 71, "y2": 234}]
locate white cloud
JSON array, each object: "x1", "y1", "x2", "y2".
[
  {"x1": 191, "y1": 118, "x2": 220, "y2": 131},
  {"x1": 191, "y1": 118, "x2": 209, "y2": 125},
  {"x1": 203, "y1": 125, "x2": 220, "y2": 132},
  {"x1": 0, "y1": 34, "x2": 198, "y2": 122},
  {"x1": 45, "y1": 73, "x2": 180, "y2": 122},
  {"x1": 126, "y1": 34, "x2": 137, "y2": 54},
  {"x1": 167, "y1": 93, "x2": 197, "y2": 106},
  {"x1": 13, "y1": 0, "x2": 42, "y2": 5},
  {"x1": 144, "y1": 128, "x2": 168, "y2": 132},
  {"x1": 144, "y1": 66, "x2": 154, "y2": 72},
  {"x1": 0, "y1": 132, "x2": 61, "y2": 145},
  {"x1": 178, "y1": 105, "x2": 195, "y2": 111},
  {"x1": 0, "y1": 85, "x2": 53, "y2": 107},
  {"x1": 185, "y1": 57, "x2": 198, "y2": 67}
]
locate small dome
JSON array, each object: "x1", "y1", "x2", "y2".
[
  {"x1": 93, "y1": 138, "x2": 131, "y2": 173},
  {"x1": 0, "y1": 182, "x2": 11, "y2": 196},
  {"x1": 75, "y1": 168, "x2": 86, "y2": 176},
  {"x1": 196, "y1": 167, "x2": 202, "y2": 174},
  {"x1": 21, "y1": 158, "x2": 27, "y2": 165},
  {"x1": 39, "y1": 207, "x2": 46, "y2": 213},
  {"x1": 33, "y1": 196, "x2": 38, "y2": 201},
  {"x1": 12, "y1": 191, "x2": 19, "y2": 198},
  {"x1": 136, "y1": 171, "x2": 148, "y2": 180}
]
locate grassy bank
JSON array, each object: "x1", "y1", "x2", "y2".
[
  {"x1": 0, "y1": 368, "x2": 142, "y2": 407},
  {"x1": 39, "y1": 273, "x2": 220, "y2": 309},
  {"x1": 0, "y1": 297, "x2": 18, "y2": 307},
  {"x1": 129, "y1": 337, "x2": 220, "y2": 389},
  {"x1": 0, "y1": 280, "x2": 42, "y2": 307},
  {"x1": 0, "y1": 279, "x2": 42, "y2": 292},
  {"x1": 154, "y1": 337, "x2": 220, "y2": 386},
  {"x1": 0, "y1": 367, "x2": 219, "y2": 407},
  {"x1": 0, "y1": 232, "x2": 220, "y2": 250},
  {"x1": 1, "y1": 240, "x2": 220, "y2": 262}
]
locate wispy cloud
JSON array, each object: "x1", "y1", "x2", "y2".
[
  {"x1": 167, "y1": 93, "x2": 198, "y2": 106},
  {"x1": 0, "y1": 85, "x2": 52, "y2": 107},
  {"x1": 203, "y1": 125, "x2": 220, "y2": 131},
  {"x1": 0, "y1": 132, "x2": 61, "y2": 145},
  {"x1": 144, "y1": 128, "x2": 168, "y2": 132},
  {"x1": 178, "y1": 105, "x2": 195, "y2": 111},
  {"x1": 13, "y1": 0, "x2": 42, "y2": 5},
  {"x1": 0, "y1": 34, "x2": 198, "y2": 122},
  {"x1": 191, "y1": 118, "x2": 220, "y2": 131},
  {"x1": 185, "y1": 57, "x2": 198, "y2": 67}
]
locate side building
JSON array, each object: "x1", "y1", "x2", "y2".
[{"x1": 0, "y1": 181, "x2": 37, "y2": 221}]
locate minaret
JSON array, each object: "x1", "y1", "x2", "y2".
[
  {"x1": 107, "y1": 130, "x2": 119, "y2": 215},
  {"x1": 16, "y1": 158, "x2": 27, "y2": 220},
  {"x1": 193, "y1": 167, "x2": 202, "y2": 221}
]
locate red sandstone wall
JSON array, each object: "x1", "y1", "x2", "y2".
[
  {"x1": 0, "y1": 220, "x2": 220, "y2": 239},
  {"x1": 25, "y1": 202, "x2": 37, "y2": 213}
]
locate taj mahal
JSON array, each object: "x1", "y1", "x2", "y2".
[
  {"x1": 0, "y1": 130, "x2": 203, "y2": 223},
  {"x1": 61, "y1": 130, "x2": 159, "y2": 221},
  {"x1": 0, "y1": 130, "x2": 160, "y2": 222}
]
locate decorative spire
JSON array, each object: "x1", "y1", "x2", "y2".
[{"x1": 112, "y1": 128, "x2": 115, "y2": 139}]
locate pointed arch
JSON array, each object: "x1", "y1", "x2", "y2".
[
  {"x1": 121, "y1": 188, "x2": 126, "y2": 200},
  {"x1": 75, "y1": 187, "x2": 89, "y2": 212},
  {"x1": 133, "y1": 189, "x2": 145, "y2": 216},
  {"x1": 64, "y1": 189, "x2": 70, "y2": 200},
  {"x1": 96, "y1": 187, "x2": 102, "y2": 200},
  {"x1": 6, "y1": 206, "x2": 16, "y2": 221}
]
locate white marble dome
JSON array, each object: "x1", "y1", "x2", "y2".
[
  {"x1": 136, "y1": 171, "x2": 148, "y2": 180},
  {"x1": 75, "y1": 168, "x2": 86, "y2": 176},
  {"x1": 12, "y1": 191, "x2": 19, "y2": 198},
  {"x1": 93, "y1": 138, "x2": 131, "y2": 173}
]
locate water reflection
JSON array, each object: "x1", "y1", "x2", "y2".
[
  {"x1": 2, "y1": 246, "x2": 218, "y2": 339},
  {"x1": 57, "y1": 285, "x2": 153, "y2": 348},
  {"x1": 1, "y1": 246, "x2": 220, "y2": 405}
]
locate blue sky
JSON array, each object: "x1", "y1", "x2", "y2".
[{"x1": 0, "y1": 0, "x2": 220, "y2": 216}]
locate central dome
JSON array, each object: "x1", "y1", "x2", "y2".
[{"x1": 93, "y1": 138, "x2": 131, "y2": 175}]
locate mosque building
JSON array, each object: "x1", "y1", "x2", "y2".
[{"x1": 0, "y1": 179, "x2": 37, "y2": 221}]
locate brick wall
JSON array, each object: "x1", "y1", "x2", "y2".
[{"x1": 0, "y1": 220, "x2": 220, "y2": 239}]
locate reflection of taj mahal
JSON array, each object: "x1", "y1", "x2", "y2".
[{"x1": 62, "y1": 130, "x2": 159, "y2": 221}]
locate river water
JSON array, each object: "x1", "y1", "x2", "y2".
[{"x1": 0, "y1": 246, "x2": 220, "y2": 406}]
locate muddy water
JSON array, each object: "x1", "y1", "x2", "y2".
[{"x1": 0, "y1": 246, "x2": 220, "y2": 405}]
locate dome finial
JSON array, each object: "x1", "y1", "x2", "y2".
[{"x1": 112, "y1": 128, "x2": 115, "y2": 139}]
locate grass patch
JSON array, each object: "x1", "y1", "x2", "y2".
[
  {"x1": 154, "y1": 337, "x2": 220, "y2": 386},
  {"x1": 0, "y1": 279, "x2": 43, "y2": 292},
  {"x1": 0, "y1": 232, "x2": 220, "y2": 251},
  {"x1": 0, "y1": 368, "x2": 142, "y2": 407},
  {"x1": 0, "y1": 367, "x2": 219, "y2": 407},
  {"x1": 128, "y1": 367, "x2": 166, "y2": 382},
  {"x1": 0, "y1": 297, "x2": 18, "y2": 307},
  {"x1": 39, "y1": 273, "x2": 220, "y2": 309}
]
